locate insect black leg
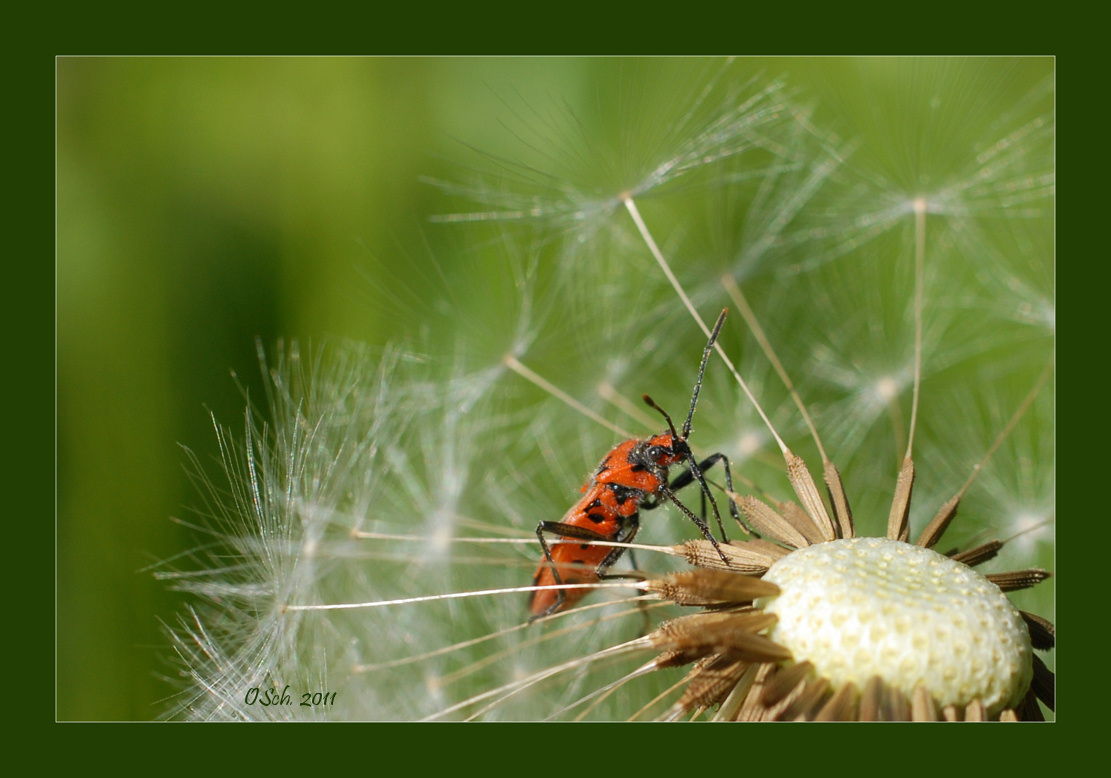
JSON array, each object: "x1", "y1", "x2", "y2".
[
  {"x1": 657, "y1": 482, "x2": 730, "y2": 564},
  {"x1": 653, "y1": 452, "x2": 743, "y2": 543},
  {"x1": 533, "y1": 522, "x2": 566, "y2": 620},
  {"x1": 686, "y1": 452, "x2": 761, "y2": 539},
  {"x1": 682, "y1": 454, "x2": 727, "y2": 542},
  {"x1": 532, "y1": 520, "x2": 634, "y2": 623},
  {"x1": 589, "y1": 526, "x2": 652, "y2": 635},
  {"x1": 536, "y1": 520, "x2": 619, "y2": 544}
]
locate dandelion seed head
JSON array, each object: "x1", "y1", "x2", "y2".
[
  {"x1": 760, "y1": 537, "x2": 1033, "y2": 715},
  {"x1": 1003, "y1": 511, "x2": 1055, "y2": 558},
  {"x1": 736, "y1": 430, "x2": 763, "y2": 459},
  {"x1": 1037, "y1": 302, "x2": 1055, "y2": 332},
  {"x1": 428, "y1": 513, "x2": 455, "y2": 559},
  {"x1": 872, "y1": 375, "x2": 900, "y2": 404},
  {"x1": 425, "y1": 671, "x2": 447, "y2": 708}
]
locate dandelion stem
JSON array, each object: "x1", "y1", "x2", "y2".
[
  {"x1": 721, "y1": 273, "x2": 829, "y2": 463},
  {"x1": 504, "y1": 354, "x2": 632, "y2": 438},
  {"x1": 597, "y1": 381, "x2": 660, "y2": 430},
  {"x1": 955, "y1": 358, "x2": 1054, "y2": 501},
  {"x1": 284, "y1": 582, "x2": 636, "y2": 611},
  {"x1": 622, "y1": 195, "x2": 787, "y2": 454},
  {"x1": 350, "y1": 530, "x2": 677, "y2": 555},
  {"x1": 905, "y1": 196, "x2": 928, "y2": 460}
]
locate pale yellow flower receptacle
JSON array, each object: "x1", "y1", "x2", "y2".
[{"x1": 758, "y1": 537, "x2": 1033, "y2": 716}]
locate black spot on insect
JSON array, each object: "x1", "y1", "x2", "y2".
[
  {"x1": 608, "y1": 484, "x2": 638, "y2": 505},
  {"x1": 579, "y1": 544, "x2": 590, "y2": 551},
  {"x1": 630, "y1": 463, "x2": 647, "y2": 472},
  {"x1": 587, "y1": 512, "x2": 606, "y2": 523}
]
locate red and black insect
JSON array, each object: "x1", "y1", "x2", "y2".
[{"x1": 529, "y1": 309, "x2": 740, "y2": 621}]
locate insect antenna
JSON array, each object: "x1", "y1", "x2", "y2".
[
  {"x1": 625, "y1": 195, "x2": 837, "y2": 542},
  {"x1": 641, "y1": 310, "x2": 734, "y2": 550},
  {"x1": 682, "y1": 308, "x2": 728, "y2": 439},
  {"x1": 643, "y1": 395, "x2": 679, "y2": 440}
]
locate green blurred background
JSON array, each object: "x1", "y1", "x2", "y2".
[
  {"x1": 56, "y1": 57, "x2": 1053, "y2": 720},
  {"x1": 58, "y1": 57, "x2": 608, "y2": 720}
]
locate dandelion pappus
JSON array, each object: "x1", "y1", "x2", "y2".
[{"x1": 529, "y1": 309, "x2": 741, "y2": 621}]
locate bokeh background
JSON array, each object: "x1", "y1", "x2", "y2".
[{"x1": 57, "y1": 57, "x2": 1053, "y2": 720}]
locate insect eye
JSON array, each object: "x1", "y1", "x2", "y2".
[{"x1": 646, "y1": 445, "x2": 667, "y2": 462}]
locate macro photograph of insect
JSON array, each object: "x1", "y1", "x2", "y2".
[{"x1": 58, "y1": 57, "x2": 1053, "y2": 722}]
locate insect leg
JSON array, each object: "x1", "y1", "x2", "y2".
[
  {"x1": 657, "y1": 482, "x2": 730, "y2": 564},
  {"x1": 594, "y1": 522, "x2": 652, "y2": 634},
  {"x1": 681, "y1": 453, "x2": 729, "y2": 544},
  {"x1": 592, "y1": 518, "x2": 640, "y2": 580},
  {"x1": 662, "y1": 452, "x2": 743, "y2": 542},
  {"x1": 537, "y1": 520, "x2": 619, "y2": 543},
  {"x1": 533, "y1": 522, "x2": 567, "y2": 619},
  {"x1": 532, "y1": 520, "x2": 630, "y2": 622}
]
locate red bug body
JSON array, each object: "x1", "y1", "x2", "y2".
[
  {"x1": 529, "y1": 312, "x2": 737, "y2": 621},
  {"x1": 528, "y1": 480, "x2": 640, "y2": 618}
]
